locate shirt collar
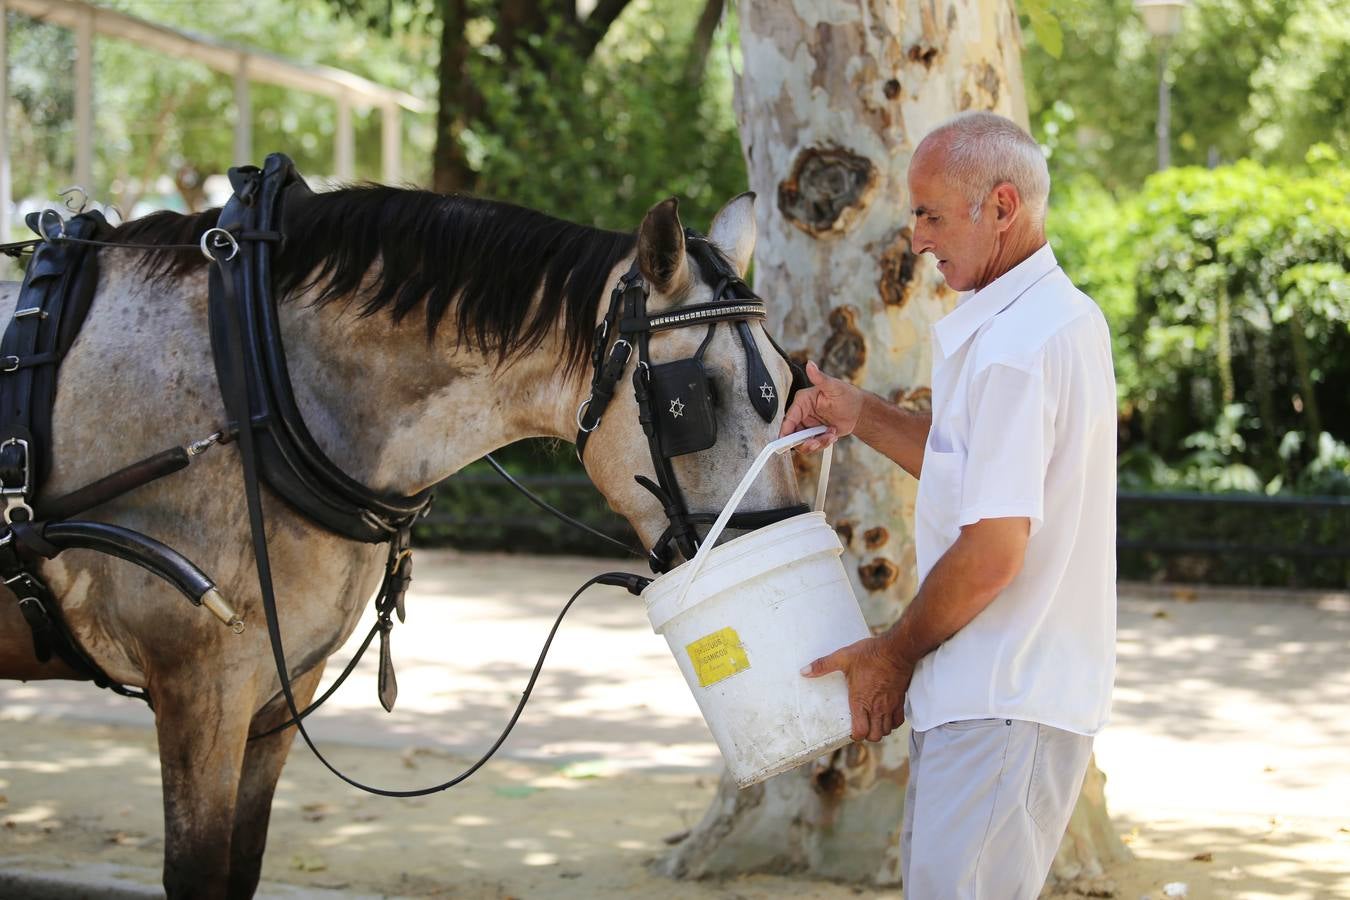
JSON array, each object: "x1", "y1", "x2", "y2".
[{"x1": 931, "y1": 242, "x2": 1059, "y2": 359}]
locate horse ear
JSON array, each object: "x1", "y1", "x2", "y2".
[
  {"x1": 708, "y1": 192, "x2": 757, "y2": 278},
  {"x1": 637, "y1": 198, "x2": 689, "y2": 295}
]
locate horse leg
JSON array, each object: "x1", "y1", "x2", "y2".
[
  {"x1": 153, "y1": 673, "x2": 254, "y2": 900},
  {"x1": 227, "y1": 664, "x2": 326, "y2": 900}
]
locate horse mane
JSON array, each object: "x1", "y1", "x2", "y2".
[{"x1": 109, "y1": 186, "x2": 641, "y2": 373}]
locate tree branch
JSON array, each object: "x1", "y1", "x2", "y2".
[
  {"x1": 684, "y1": 0, "x2": 725, "y2": 83},
  {"x1": 575, "y1": 0, "x2": 634, "y2": 58}
]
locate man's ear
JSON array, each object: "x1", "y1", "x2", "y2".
[{"x1": 993, "y1": 182, "x2": 1022, "y2": 231}]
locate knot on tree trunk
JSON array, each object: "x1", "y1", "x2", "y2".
[
  {"x1": 821, "y1": 306, "x2": 867, "y2": 383},
  {"x1": 879, "y1": 228, "x2": 920, "y2": 308},
  {"x1": 778, "y1": 147, "x2": 877, "y2": 237},
  {"x1": 858, "y1": 556, "x2": 900, "y2": 592}
]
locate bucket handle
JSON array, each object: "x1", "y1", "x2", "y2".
[{"x1": 673, "y1": 426, "x2": 832, "y2": 610}]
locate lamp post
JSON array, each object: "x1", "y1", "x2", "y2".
[{"x1": 1135, "y1": 0, "x2": 1188, "y2": 170}]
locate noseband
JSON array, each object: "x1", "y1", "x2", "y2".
[{"x1": 575, "y1": 233, "x2": 810, "y2": 573}]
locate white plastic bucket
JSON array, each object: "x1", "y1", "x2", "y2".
[{"x1": 642, "y1": 426, "x2": 870, "y2": 788}]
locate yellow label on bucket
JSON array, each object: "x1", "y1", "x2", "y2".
[{"x1": 686, "y1": 627, "x2": 750, "y2": 687}]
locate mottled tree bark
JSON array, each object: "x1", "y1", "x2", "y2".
[{"x1": 660, "y1": 0, "x2": 1130, "y2": 889}]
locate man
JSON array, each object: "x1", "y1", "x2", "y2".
[{"x1": 781, "y1": 112, "x2": 1117, "y2": 896}]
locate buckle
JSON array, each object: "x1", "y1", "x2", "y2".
[
  {"x1": 1, "y1": 356, "x2": 19, "y2": 373},
  {"x1": 0, "y1": 437, "x2": 33, "y2": 524}
]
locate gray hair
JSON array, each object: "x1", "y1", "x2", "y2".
[{"x1": 921, "y1": 112, "x2": 1051, "y2": 227}]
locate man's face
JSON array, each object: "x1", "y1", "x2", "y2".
[{"x1": 907, "y1": 149, "x2": 998, "y2": 293}]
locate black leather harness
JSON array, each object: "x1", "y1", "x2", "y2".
[
  {"x1": 0, "y1": 154, "x2": 424, "y2": 710},
  {"x1": 0, "y1": 210, "x2": 235, "y2": 701},
  {"x1": 575, "y1": 238, "x2": 811, "y2": 572},
  {"x1": 208, "y1": 159, "x2": 433, "y2": 544}
]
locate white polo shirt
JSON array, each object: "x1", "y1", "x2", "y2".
[{"x1": 906, "y1": 243, "x2": 1117, "y2": 737}]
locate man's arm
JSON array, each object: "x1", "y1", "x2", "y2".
[
  {"x1": 883, "y1": 516, "x2": 1029, "y2": 666},
  {"x1": 780, "y1": 361, "x2": 932, "y2": 478},
  {"x1": 802, "y1": 515, "x2": 1030, "y2": 741},
  {"x1": 852, "y1": 392, "x2": 932, "y2": 479}
]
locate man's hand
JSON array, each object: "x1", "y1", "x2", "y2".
[
  {"x1": 801, "y1": 637, "x2": 915, "y2": 742},
  {"x1": 780, "y1": 361, "x2": 865, "y2": 453}
]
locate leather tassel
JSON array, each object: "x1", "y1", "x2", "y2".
[{"x1": 377, "y1": 621, "x2": 398, "y2": 713}]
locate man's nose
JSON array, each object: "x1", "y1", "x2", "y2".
[{"x1": 911, "y1": 223, "x2": 933, "y2": 255}]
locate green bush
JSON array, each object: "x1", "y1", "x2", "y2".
[{"x1": 1050, "y1": 152, "x2": 1350, "y2": 496}]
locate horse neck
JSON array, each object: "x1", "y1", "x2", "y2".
[{"x1": 278, "y1": 286, "x2": 594, "y2": 496}]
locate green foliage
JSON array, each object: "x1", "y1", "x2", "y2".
[
  {"x1": 1023, "y1": 0, "x2": 1350, "y2": 188},
  {"x1": 1049, "y1": 156, "x2": 1350, "y2": 497},
  {"x1": 5, "y1": 0, "x2": 434, "y2": 212},
  {"x1": 464, "y1": 0, "x2": 746, "y2": 230}
]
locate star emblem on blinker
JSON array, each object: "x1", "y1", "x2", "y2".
[
  {"x1": 669, "y1": 398, "x2": 685, "y2": 418},
  {"x1": 759, "y1": 383, "x2": 775, "y2": 400}
]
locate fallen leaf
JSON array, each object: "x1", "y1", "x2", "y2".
[
  {"x1": 663, "y1": 829, "x2": 691, "y2": 845},
  {"x1": 2, "y1": 819, "x2": 15, "y2": 829},
  {"x1": 1262, "y1": 765, "x2": 1276, "y2": 773},
  {"x1": 1153, "y1": 609, "x2": 1170, "y2": 619},
  {"x1": 1192, "y1": 851, "x2": 1213, "y2": 862},
  {"x1": 0, "y1": 794, "x2": 7, "y2": 807},
  {"x1": 353, "y1": 812, "x2": 380, "y2": 823},
  {"x1": 107, "y1": 831, "x2": 137, "y2": 846},
  {"x1": 290, "y1": 853, "x2": 328, "y2": 872},
  {"x1": 1173, "y1": 588, "x2": 1198, "y2": 602},
  {"x1": 492, "y1": 785, "x2": 539, "y2": 799},
  {"x1": 558, "y1": 761, "x2": 611, "y2": 780},
  {"x1": 302, "y1": 802, "x2": 336, "y2": 822}
]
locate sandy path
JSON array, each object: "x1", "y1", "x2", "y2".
[{"x1": 2, "y1": 551, "x2": 1347, "y2": 898}]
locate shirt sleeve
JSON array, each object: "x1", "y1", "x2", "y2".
[{"x1": 958, "y1": 361, "x2": 1053, "y2": 536}]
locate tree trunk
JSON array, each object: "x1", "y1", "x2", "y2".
[
  {"x1": 432, "y1": 0, "x2": 479, "y2": 194},
  {"x1": 659, "y1": 1, "x2": 1130, "y2": 890}
]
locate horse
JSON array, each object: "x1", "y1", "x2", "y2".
[{"x1": 0, "y1": 181, "x2": 805, "y2": 898}]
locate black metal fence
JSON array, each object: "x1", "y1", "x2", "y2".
[{"x1": 415, "y1": 468, "x2": 1350, "y2": 589}]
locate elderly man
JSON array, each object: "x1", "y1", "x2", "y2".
[{"x1": 783, "y1": 112, "x2": 1117, "y2": 896}]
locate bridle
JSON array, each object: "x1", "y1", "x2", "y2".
[{"x1": 575, "y1": 231, "x2": 810, "y2": 573}]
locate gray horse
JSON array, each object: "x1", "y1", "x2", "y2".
[{"x1": 0, "y1": 187, "x2": 802, "y2": 898}]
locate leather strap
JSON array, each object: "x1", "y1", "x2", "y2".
[{"x1": 207, "y1": 153, "x2": 432, "y2": 543}]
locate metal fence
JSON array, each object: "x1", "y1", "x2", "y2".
[{"x1": 416, "y1": 472, "x2": 1350, "y2": 588}]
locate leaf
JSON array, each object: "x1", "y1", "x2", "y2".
[
  {"x1": 557, "y1": 760, "x2": 612, "y2": 780},
  {"x1": 492, "y1": 785, "x2": 540, "y2": 799},
  {"x1": 1021, "y1": 0, "x2": 1064, "y2": 59},
  {"x1": 290, "y1": 853, "x2": 328, "y2": 872}
]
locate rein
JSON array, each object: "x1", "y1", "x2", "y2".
[{"x1": 6, "y1": 156, "x2": 808, "y2": 796}]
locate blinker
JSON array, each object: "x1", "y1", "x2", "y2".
[{"x1": 647, "y1": 358, "x2": 717, "y2": 458}]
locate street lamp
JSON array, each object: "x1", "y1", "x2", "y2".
[{"x1": 1135, "y1": 0, "x2": 1189, "y2": 170}]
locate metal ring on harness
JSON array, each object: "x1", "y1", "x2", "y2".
[
  {"x1": 58, "y1": 186, "x2": 90, "y2": 214},
  {"x1": 576, "y1": 397, "x2": 599, "y2": 433},
  {"x1": 37, "y1": 209, "x2": 65, "y2": 242},
  {"x1": 199, "y1": 227, "x2": 240, "y2": 263}
]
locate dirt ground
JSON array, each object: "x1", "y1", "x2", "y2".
[{"x1": 2, "y1": 551, "x2": 1348, "y2": 899}]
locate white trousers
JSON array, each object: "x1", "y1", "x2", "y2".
[{"x1": 900, "y1": 717, "x2": 1093, "y2": 899}]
